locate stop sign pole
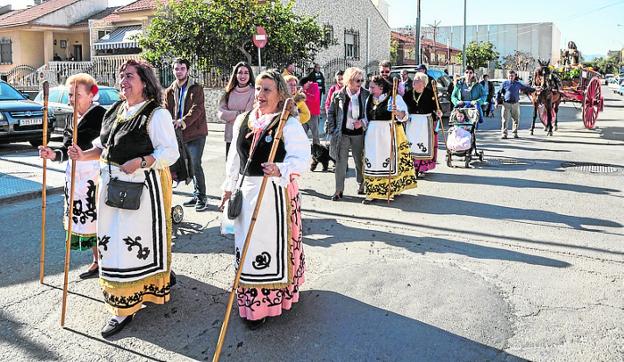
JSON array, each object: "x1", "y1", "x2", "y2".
[{"x1": 253, "y1": 26, "x2": 267, "y2": 70}]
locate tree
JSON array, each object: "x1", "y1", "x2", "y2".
[
  {"x1": 502, "y1": 51, "x2": 536, "y2": 71},
  {"x1": 390, "y1": 39, "x2": 399, "y2": 65},
  {"x1": 585, "y1": 54, "x2": 622, "y2": 75},
  {"x1": 459, "y1": 41, "x2": 499, "y2": 68},
  {"x1": 139, "y1": 0, "x2": 329, "y2": 69}
]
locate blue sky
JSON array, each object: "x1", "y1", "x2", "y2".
[{"x1": 387, "y1": 0, "x2": 624, "y2": 56}]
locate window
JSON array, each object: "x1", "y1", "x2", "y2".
[
  {"x1": 97, "y1": 30, "x2": 111, "y2": 39},
  {"x1": 344, "y1": 29, "x2": 360, "y2": 60},
  {"x1": 0, "y1": 38, "x2": 12, "y2": 65},
  {"x1": 323, "y1": 24, "x2": 335, "y2": 45}
]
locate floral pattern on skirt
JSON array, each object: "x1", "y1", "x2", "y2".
[
  {"x1": 414, "y1": 133, "x2": 438, "y2": 173},
  {"x1": 236, "y1": 180, "x2": 305, "y2": 321},
  {"x1": 364, "y1": 125, "x2": 417, "y2": 199}
]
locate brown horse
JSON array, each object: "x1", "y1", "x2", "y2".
[{"x1": 529, "y1": 59, "x2": 562, "y2": 136}]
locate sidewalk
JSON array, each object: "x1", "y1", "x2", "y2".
[{"x1": 0, "y1": 153, "x2": 66, "y2": 203}]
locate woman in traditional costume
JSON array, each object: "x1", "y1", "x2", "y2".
[
  {"x1": 68, "y1": 60, "x2": 179, "y2": 338},
  {"x1": 219, "y1": 69, "x2": 310, "y2": 329},
  {"x1": 362, "y1": 75, "x2": 417, "y2": 204},
  {"x1": 403, "y1": 72, "x2": 443, "y2": 177},
  {"x1": 39, "y1": 73, "x2": 105, "y2": 279}
]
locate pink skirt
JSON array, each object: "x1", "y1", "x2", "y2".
[
  {"x1": 236, "y1": 180, "x2": 305, "y2": 320},
  {"x1": 415, "y1": 133, "x2": 438, "y2": 173}
]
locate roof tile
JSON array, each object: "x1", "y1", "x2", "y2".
[{"x1": 0, "y1": 0, "x2": 81, "y2": 28}]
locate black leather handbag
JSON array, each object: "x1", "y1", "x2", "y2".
[
  {"x1": 227, "y1": 188, "x2": 243, "y2": 219},
  {"x1": 104, "y1": 118, "x2": 146, "y2": 211},
  {"x1": 106, "y1": 177, "x2": 145, "y2": 210}
]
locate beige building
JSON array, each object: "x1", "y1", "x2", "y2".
[{"x1": 0, "y1": 0, "x2": 109, "y2": 74}]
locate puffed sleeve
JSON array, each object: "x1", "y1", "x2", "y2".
[
  {"x1": 223, "y1": 113, "x2": 245, "y2": 192},
  {"x1": 395, "y1": 95, "x2": 409, "y2": 122},
  {"x1": 274, "y1": 116, "x2": 311, "y2": 187},
  {"x1": 148, "y1": 108, "x2": 180, "y2": 169}
]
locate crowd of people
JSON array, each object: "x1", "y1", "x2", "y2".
[{"x1": 40, "y1": 56, "x2": 534, "y2": 338}]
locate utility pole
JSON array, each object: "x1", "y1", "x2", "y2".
[
  {"x1": 462, "y1": 0, "x2": 467, "y2": 71},
  {"x1": 415, "y1": 0, "x2": 421, "y2": 64},
  {"x1": 428, "y1": 20, "x2": 441, "y2": 65}
]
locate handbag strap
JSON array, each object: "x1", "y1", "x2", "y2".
[{"x1": 235, "y1": 111, "x2": 279, "y2": 190}]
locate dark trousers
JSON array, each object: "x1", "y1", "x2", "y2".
[{"x1": 186, "y1": 136, "x2": 207, "y2": 200}]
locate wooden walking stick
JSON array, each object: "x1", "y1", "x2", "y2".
[
  {"x1": 386, "y1": 78, "x2": 398, "y2": 204},
  {"x1": 431, "y1": 79, "x2": 448, "y2": 147},
  {"x1": 39, "y1": 81, "x2": 50, "y2": 284},
  {"x1": 212, "y1": 99, "x2": 294, "y2": 362},
  {"x1": 60, "y1": 82, "x2": 79, "y2": 327}
]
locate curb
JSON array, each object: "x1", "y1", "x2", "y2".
[{"x1": 0, "y1": 186, "x2": 65, "y2": 204}]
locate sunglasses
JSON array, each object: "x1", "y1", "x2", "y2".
[
  {"x1": 354, "y1": 79, "x2": 363, "y2": 83},
  {"x1": 381, "y1": 71, "x2": 390, "y2": 74}
]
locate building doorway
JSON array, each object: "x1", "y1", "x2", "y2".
[{"x1": 72, "y1": 45, "x2": 82, "y2": 61}]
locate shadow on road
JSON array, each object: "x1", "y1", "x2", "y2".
[
  {"x1": 303, "y1": 218, "x2": 570, "y2": 268},
  {"x1": 0, "y1": 310, "x2": 60, "y2": 360},
  {"x1": 61, "y1": 275, "x2": 526, "y2": 361}
]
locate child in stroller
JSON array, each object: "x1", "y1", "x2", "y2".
[{"x1": 446, "y1": 105, "x2": 484, "y2": 168}]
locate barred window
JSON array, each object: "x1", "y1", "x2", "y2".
[
  {"x1": 324, "y1": 24, "x2": 334, "y2": 45},
  {"x1": 344, "y1": 29, "x2": 360, "y2": 60},
  {"x1": 97, "y1": 30, "x2": 111, "y2": 39},
  {"x1": 0, "y1": 38, "x2": 12, "y2": 64}
]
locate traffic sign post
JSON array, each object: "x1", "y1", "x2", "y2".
[{"x1": 253, "y1": 26, "x2": 267, "y2": 70}]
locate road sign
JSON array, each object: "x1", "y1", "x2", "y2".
[{"x1": 253, "y1": 26, "x2": 267, "y2": 49}]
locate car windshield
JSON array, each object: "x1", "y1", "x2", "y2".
[
  {"x1": 100, "y1": 89, "x2": 121, "y2": 105},
  {"x1": 0, "y1": 82, "x2": 26, "y2": 101}
]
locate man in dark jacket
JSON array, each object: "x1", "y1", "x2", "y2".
[
  {"x1": 480, "y1": 74, "x2": 495, "y2": 117},
  {"x1": 165, "y1": 58, "x2": 209, "y2": 211}
]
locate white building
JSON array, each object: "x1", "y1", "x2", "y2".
[{"x1": 431, "y1": 22, "x2": 561, "y2": 64}]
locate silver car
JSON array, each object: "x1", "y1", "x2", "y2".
[{"x1": 34, "y1": 86, "x2": 121, "y2": 134}]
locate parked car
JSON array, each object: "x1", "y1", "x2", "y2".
[
  {"x1": 616, "y1": 84, "x2": 624, "y2": 96},
  {"x1": 390, "y1": 66, "x2": 452, "y2": 117},
  {"x1": 34, "y1": 85, "x2": 121, "y2": 134},
  {"x1": 604, "y1": 73, "x2": 615, "y2": 85},
  {"x1": 0, "y1": 80, "x2": 55, "y2": 147}
]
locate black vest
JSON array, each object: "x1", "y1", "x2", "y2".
[
  {"x1": 100, "y1": 100, "x2": 159, "y2": 165},
  {"x1": 366, "y1": 95, "x2": 392, "y2": 121},
  {"x1": 58, "y1": 105, "x2": 105, "y2": 160},
  {"x1": 236, "y1": 112, "x2": 286, "y2": 176}
]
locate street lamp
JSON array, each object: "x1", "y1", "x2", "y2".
[{"x1": 462, "y1": 0, "x2": 467, "y2": 71}]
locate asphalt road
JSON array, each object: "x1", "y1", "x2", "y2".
[{"x1": 1, "y1": 89, "x2": 623, "y2": 361}]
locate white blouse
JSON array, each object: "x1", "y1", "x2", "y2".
[
  {"x1": 94, "y1": 101, "x2": 180, "y2": 169},
  {"x1": 224, "y1": 113, "x2": 311, "y2": 191}
]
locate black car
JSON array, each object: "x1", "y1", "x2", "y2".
[{"x1": 0, "y1": 80, "x2": 55, "y2": 147}]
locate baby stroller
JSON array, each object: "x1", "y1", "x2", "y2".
[
  {"x1": 169, "y1": 127, "x2": 194, "y2": 224},
  {"x1": 445, "y1": 105, "x2": 484, "y2": 168}
]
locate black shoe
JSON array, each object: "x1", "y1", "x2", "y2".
[
  {"x1": 101, "y1": 315, "x2": 133, "y2": 338},
  {"x1": 362, "y1": 198, "x2": 373, "y2": 205},
  {"x1": 79, "y1": 265, "x2": 98, "y2": 280},
  {"x1": 245, "y1": 317, "x2": 266, "y2": 330},
  {"x1": 310, "y1": 161, "x2": 318, "y2": 172},
  {"x1": 331, "y1": 192, "x2": 343, "y2": 201},
  {"x1": 183, "y1": 197, "x2": 198, "y2": 207},
  {"x1": 357, "y1": 184, "x2": 365, "y2": 195},
  {"x1": 195, "y1": 199, "x2": 208, "y2": 211},
  {"x1": 170, "y1": 270, "x2": 177, "y2": 287}
]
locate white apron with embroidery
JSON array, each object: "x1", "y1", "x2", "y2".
[
  {"x1": 363, "y1": 121, "x2": 398, "y2": 177},
  {"x1": 231, "y1": 176, "x2": 290, "y2": 288},
  {"x1": 63, "y1": 160, "x2": 99, "y2": 236},
  {"x1": 405, "y1": 113, "x2": 434, "y2": 160},
  {"x1": 97, "y1": 163, "x2": 168, "y2": 282}
]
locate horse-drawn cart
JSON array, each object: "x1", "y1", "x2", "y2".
[{"x1": 559, "y1": 68, "x2": 604, "y2": 129}]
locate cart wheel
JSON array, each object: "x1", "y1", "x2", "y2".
[
  {"x1": 446, "y1": 152, "x2": 452, "y2": 168},
  {"x1": 172, "y1": 205, "x2": 184, "y2": 224},
  {"x1": 582, "y1": 77, "x2": 602, "y2": 129},
  {"x1": 464, "y1": 155, "x2": 471, "y2": 168},
  {"x1": 479, "y1": 151, "x2": 484, "y2": 162}
]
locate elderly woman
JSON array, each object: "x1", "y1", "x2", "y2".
[
  {"x1": 362, "y1": 75, "x2": 417, "y2": 204},
  {"x1": 284, "y1": 74, "x2": 310, "y2": 124},
  {"x1": 326, "y1": 67, "x2": 369, "y2": 200},
  {"x1": 68, "y1": 60, "x2": 179, "y2": 338},
  {"x1": 39, "y1": 73, "x2": 105, "y2": 279},
  {"x1": 219, "y1": 69, "x2": 310, "y2": 329},
  {"x1": 403, "y1": 72, "x2": 443, "y2": 176},
  {"x1": 218, "y1": 62, "x2": 255, "y2": 157}
]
